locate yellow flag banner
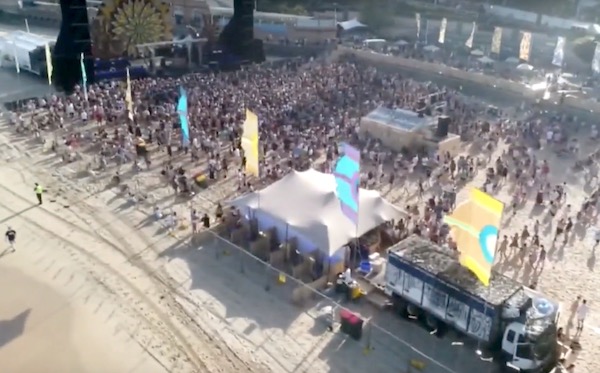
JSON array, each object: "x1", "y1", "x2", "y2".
[
  {"x1": 242, "y1": 109, "x2": 260, "y2": 178},
  {"x1": 438, "y1": 18, "x2": 447, "y2": 44},
  {"x1": 443, "y1": 188, "x2": 504, "y2": 286},
  {"x1": 491, "y1": 27, "x2": 502, "y2": 54},
  {"x1": 465, "y1": 22, "x2": 476, "y2": 49},
  {"x1": 44, "y1": 43, "x2": 52, "y2": 86},
  {"x1": 519, "y1": 31, "x2": 532, "y2": 61},
  {"x1": 126, "y1": 68, "x2": 133, "y2": 121}
]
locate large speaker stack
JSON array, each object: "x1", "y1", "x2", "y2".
[
  {"x1": 217, "y1": 0, "x2": 265, "y2": 65},
  {"x1": 52, "y1": 0, "x2": 94, "y2": 94},
  {"x1": 436, "y1": 115, "x2": 450, "y2": 138}
]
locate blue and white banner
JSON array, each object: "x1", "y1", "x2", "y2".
[
  {"x1": 552, "y1": 37, "x2": 565, "y2": 67},
  {"x1": 177, "y1": 87, "x2": 190, "y2": 144},
  {"x1": 80, "y1": 53, "x2": 88, "y2": 101},
  {"x1": 593, "y1": 43, "x2": 600, "y2": 74}
]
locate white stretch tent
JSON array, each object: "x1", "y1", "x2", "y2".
[
  {"x1": 337, "y1": 18, "x2": 367, "y2": 31},
  {"x1": 230, "y1": 169, "x2": 404, "y2": 258}
]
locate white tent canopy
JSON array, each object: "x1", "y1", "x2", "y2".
[
  {"x1": 337, "y1": 18, "x2": 367, "y2": 31},
  {"x1": 230, "y1": 169, "x2": 404, "y2": 257},
  {"x1": 516, "y1": 63, "x2": 534, "y2": 71},
  {"x1": 478, "y1": 56, "x2": 494, "y2": 64}
]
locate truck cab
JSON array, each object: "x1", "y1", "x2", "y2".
[{"x1": 501, "y1": 296, "x2": 560, "y2": 372}]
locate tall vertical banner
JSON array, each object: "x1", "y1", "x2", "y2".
[
  {"x1": 416, "y1": 13, "x2": 421, "y2": 39},
  {"x1": 438, "y1": 18, "x2": 447, "y2": 44},
  {"x1": 443, "y1": 188, "x2": 504, "y2": 286},
  {"x1": 465, "y1": 22, "x2": 476, "y2": 49},
  {"x1": 592, "y1": 43, "x2": 600, "y2": 74},
  {"x1": 552, "y1": 37, "x2": 565, "y2": 67},
  {"x1": 13, "y1": 42, "x2": 20, "y2": 74},
  {"x1": 80, "y1": 53, "x2": 88, "y2": 102},
  {"x1": 491, "y1": 27, "x2": 502, "y2": 54},
  {"x1": 44, "y1": 43, "x2": 52, "y2": 85},
  {"x1": 125, "y1": 68, "x2": 134, "y2": 121},
  {"x1": 333, "y1": 143, "x2": 361, "y2": 228},
  {"x1": 519, "y1": 31, "x2": 532, "y2": 61},
  {"x1": 241, "y1": 109, "x2": 259, "y2": 178},
  {"x1": 177, "y1": 87, "x2": 190, "y2": 144}
]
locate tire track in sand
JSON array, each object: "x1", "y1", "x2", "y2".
[
  {"x1": 0, "y1": 174, "x2": 207, "y2": 373},
  {"x1": 2, "y1": 163, "x2": 257, "y2": 373}
]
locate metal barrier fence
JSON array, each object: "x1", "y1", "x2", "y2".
[{"x1": 191, "y1": 228, "x2": 479, "y2": 373}]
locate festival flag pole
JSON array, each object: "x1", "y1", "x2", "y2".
[
  {"x1": 80, "y1": 52, "x2": 88, "y2": 102},
  {"x1": 44, "y1": 43, "x2": 53, "y2": 86},
  {"x1": 12, "y1": 40, "x2": 20, "y2": 74},
  {"x1": 333, "y1": 143, "x2": 361, "y2": 268},
  {"x1": 126, "y1": 67, "x2": 134, "y2": 121}
]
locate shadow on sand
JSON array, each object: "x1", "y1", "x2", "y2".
[
  {"x1": 0, "y1": 309, "x2": 31, "y2": 349},
  {"x1": 156, "y1": 232, "x2": 497, "y2": 373}
]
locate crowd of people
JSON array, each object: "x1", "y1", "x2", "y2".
[{"x1": 6, "y1": 53, "x2": 598, "y2": 372}]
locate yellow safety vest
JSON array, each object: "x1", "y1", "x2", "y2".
[{"x1": 35, "y1": 185, "x2": 43, "y2": 194}]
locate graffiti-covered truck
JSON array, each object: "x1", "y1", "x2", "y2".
[{"x1": 383, "y1": 236, "x2": 560, "y2": 372}]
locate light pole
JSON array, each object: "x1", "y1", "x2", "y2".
[{"x1": 334, "y1": 3, "x2": 338, "y2": 23}]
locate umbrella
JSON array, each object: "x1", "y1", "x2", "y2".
[
  {"x1": 424, "y1": 45, "x2": 440, "y2": 52},
  {"x1": 470, "y1": 49, "x2": 484, "y2": 56},
  {"x1": 516, "y1": 63, "x2": 534, "y2": 71},
  {"x1": 478, "y1": 56, "x2": 494, "y2": 64},
  {"x1": 395, "y1": 39, "x2": 409, "y2": 46},
  {"x1": 505, "y1": 57, "x2": 520, "y2": 64}
]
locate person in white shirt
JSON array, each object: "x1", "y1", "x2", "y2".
[
  {"x1": 67, "y1": 102, "x2": 75, "y2": 118},
  {"x1": 576, "y1": 299, "x2": 588, "y2": 332}
]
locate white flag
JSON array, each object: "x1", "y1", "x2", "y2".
[
  {"x1": 592, "y1": 43, "x2": 600, "y2": 74},
  {"x1": 465, "y1": 22, "x2": 476, "y2": 49},
  {"x1": 416, "y1": 13, "x2": 421, "y2": 39},
  {"x1": 552, "y1": 37, "x2": 565, "y2": 67},
  {"x1": 13, "y1": 42, "x2": 19, "y2": 74},
  {"x1": 491, "y1": 27, "x2": 502, "y2": 54},
  {"x1": 438, "y1": 18, "x2": 447, "y2": 44},
  {"x1": 126, "y1": 68, "x2": 133, "y2": 121}
]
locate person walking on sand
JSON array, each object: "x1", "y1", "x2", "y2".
[
  {"x1": 576, "y1": 300, "x2": 588, "y2": 335},
  {"x1": 5, "y1": 226, "x2": 16, "y2": 252},
  {"x1": 34, "y1": 183, "x2": 43, "y2": 205}
]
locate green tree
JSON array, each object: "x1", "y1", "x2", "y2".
[
  {"x1": 359, "y1": 2, "x2": 393, "y2": 31},
  {"x1": 572, "y1": 36, "x2": 596, "y2": 64}
]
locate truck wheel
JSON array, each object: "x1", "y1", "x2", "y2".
[
  {"x1": 425, "y1": 313, "x2": 439, "y2": 331},
  {"x1": 392, "y1": 297, "x2": 409, "y2": 318},
  {"x1": 406, "y1": 303, "x2": 421, "y2": 318}
]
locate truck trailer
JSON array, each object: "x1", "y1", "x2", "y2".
[{"x1": 383, "y1": 236, "x2": 560, "y2": 372}]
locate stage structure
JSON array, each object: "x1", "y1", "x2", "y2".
[
  {"x1": 92, "y1": 0, "x2": 173, "y2": 59},
  {"x1": 214, "y1": 0, "x2": 265, "y2": 66},
  {"x1": 53, "y1": 0, "x2": 94, "y2": 93}
]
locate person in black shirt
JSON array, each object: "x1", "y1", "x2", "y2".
[
  {"x1": 5, "y1": 227, "x2": 16, "y2": 252},
  {"x1": 201, "y1": 213, "x2": 210, "y2": 229}
]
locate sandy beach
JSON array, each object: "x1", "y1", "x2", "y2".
[{"x1": 0, "y1": 64, "x2": 599, "y2": 373}]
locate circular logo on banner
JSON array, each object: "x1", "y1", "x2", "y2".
[{"x1": 478, "y1": 225, "x2": 498, "y2": 264}]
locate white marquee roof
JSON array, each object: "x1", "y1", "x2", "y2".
[{"x1": 230, "y1": 169, "x2": 404, "y2": 256}]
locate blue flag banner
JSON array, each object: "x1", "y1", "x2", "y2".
[
  {"x1": 552, "y1": 37, "x2": 565, "y2": 67},
  {"x1": 333, "y1": 143, "x2": 360, "y2": 227},
  {"x1": 177, "y1": 87, "x2": 190, "y2": 143},
  {"x1": 80, "y1": 52, "x2": 88, "y2": 101}
]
